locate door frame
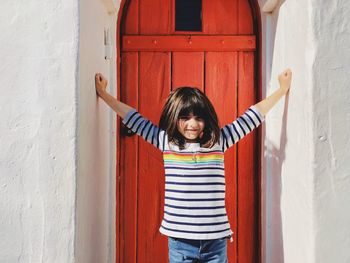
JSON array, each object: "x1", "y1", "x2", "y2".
[{"x1": 115, "y1": 1, "x2": 263, "y2": 262}]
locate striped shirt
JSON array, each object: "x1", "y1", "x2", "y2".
[{"x1": 122, "y1": 106, "x2": 264, "y2": 240}]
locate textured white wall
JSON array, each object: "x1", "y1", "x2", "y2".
[
  {"x1": 259, "y1": 0, "x2": 315, "y2": 262},
  {"x1": 75, "y1": 0, "x2": 119, "y2": 262},
  {"x1": 311, "y1": 1, "x2": 350, "y2": 262},
  {"x1": 260, "y1": 0, "x2": 350, "y2": 263},
  {"x1": 0, "y1": 0, "x2": 79, "y2": 262}
]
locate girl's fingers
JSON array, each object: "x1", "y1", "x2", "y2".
[
  {"x1": 95, "y1": 73, "x2": 108, "y2": 88},
  {"x1": 282, "y1": 69, "x2": 292, "y2": 78},
  {"x1": 95, "y1": 73, "x2": 104, "y2": 82}
]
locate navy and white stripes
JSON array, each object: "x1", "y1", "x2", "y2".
[
  {"x1": 220, "y1": 105, "x2": 264, "y2": 152},
  {"x1": 122, "y1": 109, "x2": 166, "y2": 151}
]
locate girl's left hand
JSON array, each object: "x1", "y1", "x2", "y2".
[
  {"x1": 278, "y1": 69, "x2": 292, "y2": 94},
  {"x1": 95, "y1": 73, "x2": 108, "y2": 96}
]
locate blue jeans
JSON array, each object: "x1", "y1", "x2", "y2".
[{"x1": 168, "y1": 237, "x2": 228, "y2": 263}]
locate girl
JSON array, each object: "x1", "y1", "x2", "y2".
[{"x1": 95, "y1": 69, "x2": 292, "y2": 262}]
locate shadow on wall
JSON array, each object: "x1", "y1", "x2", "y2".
[
  {"x1": 265, "y1": 94, "x2": 289, "y2": 263},
  {"x1": 262, "y1": 0, "x2": 288, "y2": 262}
]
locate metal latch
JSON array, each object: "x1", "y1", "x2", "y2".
[{"x1": 121, "y1": 123, "x2": 136, "y2": 137}]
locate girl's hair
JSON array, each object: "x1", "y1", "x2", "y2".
[{"x1": 159, "y1": 87, "x2": 221, "y2": 149}]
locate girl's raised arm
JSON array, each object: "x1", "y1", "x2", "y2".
[
  {"x1": 95, "y1": 73, "x2": 166, "y2": 151},
  {"x1": 220, "y1": 69, "x2": 292, "y2": 152},
  {"x1": 254, "y1": 69, "x2": 292, "y2": 117},
  {"x1": 95, "y1": 73, "x2": 133, "y2": 119},
  {"x1": 221, "y1": 105, "x2": 264, "y2": 152}
]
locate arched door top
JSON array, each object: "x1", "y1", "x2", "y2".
[{"x1": 121, "y1": 0, "x2": 256, "y2": 35}]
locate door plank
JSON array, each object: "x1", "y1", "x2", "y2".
[
  {"x1": 140, "y1": 0, "x2": 172, "y2": 34},
  {"x1": 203, "y1": 0, "x2": 238, "y2": 34},
  {"x1": 137, "y1": 52, "x2": 171, "y2": 262},
  {"x1": 205, "y1": 51, "x2": 239, "y2": 261},
  {"x1": 120, "y1": 52, "x2": 139, "y2": 263},
  {"x1": 172, "y1": 52, "x2": 204, "y2": 90},
  {"x1": 124, "y1": 0, "x2": 139, "y2": 34},
  {"x1": 237, "y1": 51, "x2": 257, "y2": 263},
  {"x1": 238, "y1": 0, "x2": 254, "y2": 34}
]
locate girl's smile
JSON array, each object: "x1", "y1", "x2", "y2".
[{"x1": 177, "y1": 114, "x2": 205, "y2": 143}]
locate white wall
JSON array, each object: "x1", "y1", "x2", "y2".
[
  {"x1": 0, "y1": 0, "x2": 119, "y2": 261},
  {"x1": 260, "y1": 0, "x2": 350, "y2": 263},
  {"x1": 75, "y1": 0, "x2": 119, "y2": 262},
  {"x1": 311, "y1": 1, "x2": 350, "y2": 262},
  {"x1": 260, "y1": 1, "x2": 315, "y2": 262},
  {"x1": 0, "y1": 0, "x2": 79, "y2": 262}
]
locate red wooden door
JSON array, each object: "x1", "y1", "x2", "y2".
[{"x1": 117, "y1": 1, "x2": 261, "y2": 262}]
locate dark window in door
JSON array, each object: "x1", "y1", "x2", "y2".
[{"x1": 175, "y1": 0, "x2": 202, "y2": 31}]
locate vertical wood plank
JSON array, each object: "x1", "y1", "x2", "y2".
[
  {"x1": 237, "y1": 51, "x2": 257, "y2": 263},
  {"x1": 203, "y1": 0, "x2": 238, "y2": 34},
  {"x1": 120, "y1": 52, "x2": 139, "y2": 263},
  {"x1": 138, "y1": 51, "x2": 171, "y2": 263},
  {"x1": 124, "y1": 0, "x2": 139, "y2": 34},
  {"x1": 238, "y1": 0, "x2": 253, "y2": 34},
  {"x1": 205, "y1": 51, "x2": 238, "y2": 262},
  {"x1": 172, "y1": 52, "x2": 204, "y2": 90},
  {"x1": 140, "y1": 0, "x2": 172, "y2": 34}
]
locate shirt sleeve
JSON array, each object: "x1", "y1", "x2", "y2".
[
  {"x1": 121, "y1": 108, "x2": 167, "y2": 152},
  {"x1": 220, "y1": 105, "x2": 264, "y2": 152}
]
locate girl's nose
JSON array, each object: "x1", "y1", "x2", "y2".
[
  {"x1": 188, "y1": 121, "x2": 199, "y2": 129},
  {"x1": 188, "y1": 118, "x2": 197, "y2": 125}
]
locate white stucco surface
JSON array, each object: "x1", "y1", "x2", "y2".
[
  {"x1": 75, "y1": 0, "x2": 119, "y2": 262},
  {"x1": 0, "y1": 0, "x2": 79, "y2": 262},
  {"x1": 260, "y1": 0, "x2": 350, "y2": 262},
  {"x1": 260, "y1": 1, "x2": 315, "y2": 262},
  {"x1": 0, "y1": 0, "x2": 118, "y2": 260},
  {"x1": 311, "y1": 1, "x2": 350, "y2": 262}
]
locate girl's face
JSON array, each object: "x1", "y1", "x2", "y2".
[{"x1": 177, "y1": 113, "x2": 205, "y2": 143}]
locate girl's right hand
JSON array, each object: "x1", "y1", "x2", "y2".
[
  {"x1": 95, "y1": 73, "x2": 108, "y2": 96},
  {"x1": 278, "y1": 69, "x2": 292, "y2": 94}
]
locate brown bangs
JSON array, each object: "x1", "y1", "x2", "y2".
[
  {"x1": 178, "y1": 94, "x2": 207, "y2": 119},
  {"x1": 159, "y1": 87, "x2": 221, "y2": 150}
]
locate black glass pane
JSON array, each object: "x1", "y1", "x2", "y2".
[{"x1": 175, "y1": 0, "x2": 202, "y2": 31}]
